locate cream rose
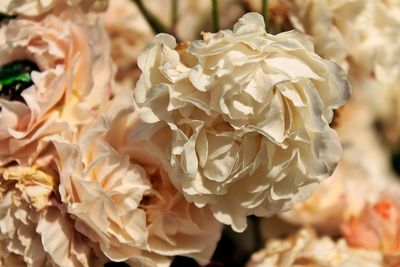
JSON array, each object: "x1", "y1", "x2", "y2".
[
  {"x1": 0, "y1": 163, "x2": 104, "y2": 267},
  {"x1": 0, "y1": 8, "x2": 112, "y2": 166},
  {"x1": 53, "y1": 92, "x2": 221, "y2": 266},
  {"x1": 0, "y1": 0, "x2": 108, "y2": 16},
  {"x1": 134, "y1": 13, "x2": 351, "y2": 231},
  {"x1": 246, "y1": 228, "x2": 385, "y2": 267}
]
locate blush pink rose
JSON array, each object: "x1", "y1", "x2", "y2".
[
  {"x1": 0, "y1": 8, "x2": 112, "y2": 166},
  {"x1": 342, "y1": 196, "x2": 400, "y2": 258}
]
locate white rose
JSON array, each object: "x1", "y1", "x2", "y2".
[{"x1": 134, "y1": 13, "x2": 351, "y2": 231}]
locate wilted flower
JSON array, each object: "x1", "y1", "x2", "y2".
[
  {"x1": 0, "y1": 8, "x2": 112, "y2": 166},
  {"x1": 246, "y1": 228, "x2": 384, "y2": 267},
  {"x1": 53, "y1": 93, "x2": 221, "y2": 266},
  {"x1": 134, "y1": 12, "x2": 350, "y2": 231},
  {"x1": 0, "y1": 0, "x2": 108, "y2": 16}
]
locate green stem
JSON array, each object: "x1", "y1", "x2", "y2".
[
  {"x1": 212, "y1": 0, "x2": 220, "y2": 32},
  {"x1": 172, "y1": 0, "x2": 178, "y2": 27},
  {"x1": 133, "y1": 0, "x2": 168, "y2": 34},
  {"x1": 261, "y1": 0, "x2": 268, "y2": 32}
]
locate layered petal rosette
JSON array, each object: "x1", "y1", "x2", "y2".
[
  {"x1": 0, "y1": 8, "x2": 112, "y2": 165},
  {"x1": 0, "y1": 0, "x2": 108, "y2": 17},
  {"x1": 134, "y1": 13, "x2": 350, "y2": 231},
  {"x1": 53, "y1": 93, "x2": 221, "y2": 266}
]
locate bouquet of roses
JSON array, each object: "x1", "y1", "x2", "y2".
[{"x1": 0, "y1": 0, "x2": 399, "y2": 267}]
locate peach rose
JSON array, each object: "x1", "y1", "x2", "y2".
[
  {"x1": 342, "y1": 195, "x2": 400, "y2": 259},
  {"x1": 134, "y1": 13, "x2": 350, "y2": 231},
  {"x1": 0, "y1": 0, "x2": 108, "y2": 16},
  {"x1": 0, "y1": 8, "x2": 112, "y2": 166},
  {"x1": 0, "y1": 162, "x2": 105, "y2": 267},
  {"x1": 52, "y1": 92, "x2": 221, "y2": 266}
]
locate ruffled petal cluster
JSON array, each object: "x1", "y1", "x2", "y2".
[
  {"x1": 289, "y1": 0, "x2": 400, "y2": 142},
  {"x1": 246, "y1": 228, "x2": 385, "y2": 267},
  {"x1": 0, "y1": 8, "x2": 112, "y2": 165},
  {"x1": 0, "y1": 164, "x2": 103, "y2": 267},
  {"x1": 281, "y1": 99, "x2": 392, "y2": 234},
  {"x1": 275, "y1": 97, "x2": 400, "y2": 264},
  {"x1": 53, "y1": 93, "x2": 221, "y2": 266},
  {"x1": 134, "y1": 12, "x2": 350, "y2": 231}
]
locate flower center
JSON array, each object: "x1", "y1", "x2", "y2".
[{"x1": 0, "y1": 60, "x2": 39, "y2": 102}]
